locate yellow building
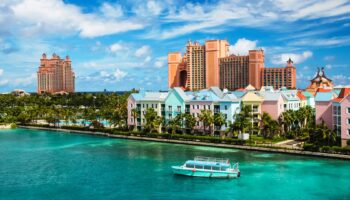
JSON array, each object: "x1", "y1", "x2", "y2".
[{"x1": 241, "y1": 91, "x2": 264, "y2": 130}]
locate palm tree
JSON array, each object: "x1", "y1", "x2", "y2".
[
  {"x1": 131, "y1": 108, "x2": 139, "y2": 131},
  {"x1": 144, "y1": 108, "x2": 162, "y2": 133},
  {"x1": 183, "y1": 113, "x2": 196, "y2": 134},
  {"x1": 214, "y1": 112, "x2": 226, "y2": 135},
  {"x1": 198, "y1": 110, "x2": 214, "y2": 135},
  {"x1": 234, "y1": 106, "x2": 253, "y2": 135}
]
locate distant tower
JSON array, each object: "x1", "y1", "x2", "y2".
[{"x1": 37, "y1": 53, "x2": 75, "y2": 94}]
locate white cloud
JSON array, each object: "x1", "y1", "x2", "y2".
[
  {"x1": 12, "y1": 73, "x2": 36, "y2": 86},
  {"x1": 109, "y1": 43, "x2": 124, "y2": 53},
  {"x1": 325, "y1": 64, "x2": 332, "y2": 69},
  {"x1": 144, "y1": 56, "x2": 152, "y2": 63},
  {"x1": 100, "y1": 3, "x2": 123, "y2": 18},
  {"x1": 324, "y1": 55, "x2": 336, "y2": 61},
  {"x1": 113, "y1": 68, "x2": 127, "y2": 80},
  {"x1": 135, "y1": 45, "x2": 151, "y2": 57},
  {"x1": 290, "y1": 37, "x2": 350, "y2": 47},
  {"x1": 0, "y1": 79, "x2": 9, "y2": 86},
  {"x1": 271, "y1": 51, "x2": 313, "y2": 65},
  {"x1": 229, "y1": 38, "x2": 258, "y2": 55},
  {"x1": 0, "y1": 69, "x2": 4, "y2": 76},
  {"x1": 155, "y1": 56, "x2": 167, "y2": 68},
  {"x1": 6, "y1": 0, "x2": 144, "y2": 38}
]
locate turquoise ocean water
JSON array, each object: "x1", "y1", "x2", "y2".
[{"x1": 0, "y1": 129, "x2": 349, "y2": 200}]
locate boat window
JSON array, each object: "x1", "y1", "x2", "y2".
[
  {"x1": 186, "y1": 164, "x2": 194, "y2": 168},
  {"x1": 212, "y1": 166, "x2": 220, "y2": 171},
  {"x1": 194, "y1": 165, "x2": 203, "y2": 169},
  {"x1": 204, "y1": 166, "x2": 211, "y2": 170}
]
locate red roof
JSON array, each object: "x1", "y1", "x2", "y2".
[
  {"x1": 297, "y1": 91, "x2": 306, "y2": 100},
  {"x1": 332, "y1": 88, "x2": 350, "y2": 103},
  {"x1": 236, "y1": 88, "x2": 246, "y2": 91},
  {"x1": 316, "y1": 88, "x2": 332, "y2": 93}
]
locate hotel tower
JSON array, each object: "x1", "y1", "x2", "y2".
[
  {"x1": 37, "y1": 53, "x2": 75, "y2": 94},
  {"x1": 168, "y1": 39, "x2": 296, "y2": 91}
]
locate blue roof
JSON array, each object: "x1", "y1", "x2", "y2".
[
  {"x1": 191, "y1": 90, "x2": 220, "y2": 101},
  {"x1": 130, "y1": 93, "x2": 143, "y2": 101},
  {"x1": 231, "y1": 91, "x2": 247, "y2": 98},
  {"x1": 315, "y1": 92, "x2": 334, "y2": 102}
]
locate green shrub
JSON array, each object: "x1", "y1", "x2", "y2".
[
  {"x1": 10, "y1": 123, "x2": 17, "y2": 129},
  {"x1": 303, "y1": 143, "x2": 319, "y2": 152}
]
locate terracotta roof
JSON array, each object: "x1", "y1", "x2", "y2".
[
  {"x1": 297, "y1": 91, "x2": 306, "y2": 100},
  {"x1": 316, "y1": 88, "x2": 332, "y2": 93},
  {"x1": 332, "y1": 88, "x2": 350, "y2": 103}
]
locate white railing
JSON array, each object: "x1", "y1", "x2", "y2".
[{"x1": 194, "y1": 156, "x2": 229, "y2": 164}]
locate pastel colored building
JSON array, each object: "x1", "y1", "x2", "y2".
[
  {"x1": 332, "y1": 88, "x2": 350, "y2": 147},
  {"x1": 280, "y1": 89, "x2": 300, "y2": 111},
  {"x1": 37, "y1": 53, "x2": 75, "y2": 94},
  {"x1": 302, "y1": 91, "x2": 315, "y2": 108},
  {"x1": 260, "y1": 92, "x2": 285, "y2": 120},
  {"x1": 241, "y1": 91, "x2": 263, "y2": 128},
  {"x1": 127, "y1": 91, "x2": 168, "y2": 130},
  {"x1": 315, "y1": 91, "x2": 336, "y2": 129},
  {"x1": 297, "y1": 91, "x2": 307, "y2": 108},
  {"x1": 164, "y1": 87, "x2": 191, "y2": 122}
]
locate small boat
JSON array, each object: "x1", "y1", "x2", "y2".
[{"x1": 172, "y1": 156, "x2": 240, "y2": 178}]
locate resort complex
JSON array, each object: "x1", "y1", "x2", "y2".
[
  {"x1": 168, "y1": 40, "x2": 296, "y2": 91},
  {"x1": 129, "y1": 67, "x2": 350, "y2": 147},
  {"x1": 37, "y1": 53, "x2": 75, "y2": 94}
]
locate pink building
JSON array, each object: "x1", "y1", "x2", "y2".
[
  {"x1": 37, "y1": 53, "x2": 75, "y2": 94},
  {"x1": 260, "y1": 92, "x2": 285, "y2": 120},
  {"x1": 315, "y1": 92, "x2": 336, "y2": 129},
  {"x1": 332, "y1": 88, "x2": 350, "y2": 147}
]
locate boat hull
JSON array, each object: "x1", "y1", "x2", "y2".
[{"x1": 172, "y1": 166, "x2": 240, "y2": 178}]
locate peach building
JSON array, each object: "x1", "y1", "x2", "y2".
[
  {"x1": 219, "y1": 50, "x2": 264, "y2": 90},
  {"x1": 37, "y1": 53, "x2": 75, "y2": 94},
  {"x1": 169, "y1": 39, "x2": 297, "y2": 91},
  {"x1": 262, "y1": 58, "x2": 296, "y2": 89},
  {"x1": 168, "y1": 40, "x2": 229, "y2": 91}
]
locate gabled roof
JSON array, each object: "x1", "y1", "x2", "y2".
[
  {"x1": 297, "y1": 91, "x2": 306, "y2": 100},
  {"x1": 302, "y1": 91, "x2": 314, "y2": 98},
  {"x1": 173, "y1": 87, "x2": 191, "y2": 101},
  {"x1": 142, "y1": 92, "x2": 168, "y2": 101},
  {"x1": 245, "y1": 84, "x2": 256, "y2": 91},
  {"x1": 219, "y1": 93, "x2": 239, "y2": 102},
  {"x1": 260, "y1": 86, "x2": 274, "y2": 92},
  {"x1": 281, "y1": 91, "x2": 299, "y2": 101},
  {"x1": 315, "y1": 92, "x2": 335, "y2": 102},
  {"x1": 241, "y1": 91, "x2": 263, "y2": 102},
  {"x1": 232, "y1": 91, "x2": 247, "y2": 98},
  {"x1": 209, "y1": 87, "x2": 224, "y2": 98},
  {"x1": 192, "y1": 90, "x2": 220, "y2": 102},
  {"x1": 130, "y1": 93, "x2": 143, "y2": 101},
  {"x1": 332, "y1": 88, "x2": 350, "y2": 103},
  {"x1": 259, "y1": 92, "x2": 282, "y2": 101}
]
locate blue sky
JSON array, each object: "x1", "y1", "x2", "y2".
[{"x1": 0, "y1": 0, "x2": 349, "y2": 92}]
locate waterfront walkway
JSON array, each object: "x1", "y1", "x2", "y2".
[{"x1": 19, "y1": 126, "x2": 350, "y2": 160}]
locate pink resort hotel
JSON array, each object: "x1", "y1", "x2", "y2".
[{"x1": 37, "y1": 53, "x2": 75, "y2": 94}]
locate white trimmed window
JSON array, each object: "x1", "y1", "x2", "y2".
[
  {"x1": 347, "y1": 107, "x2": 350, "y2": 114},
  {"x1": 348, "y1": 118, "x2": 350, "y2": 124},
  {"x1": 348, "y1": 129, "x2": 350, "y2": 136}
]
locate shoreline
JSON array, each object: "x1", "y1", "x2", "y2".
[{"x1": 19, "y1": 125, "x2": 350, "y2": 161}]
